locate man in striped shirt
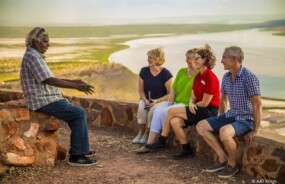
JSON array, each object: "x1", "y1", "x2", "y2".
[
  {"x1": 197, "y1": 46, "x2": 262, "y2": 178},
  {"x1": 20, "y1": 27, "x2": 97, "y2": 166}
]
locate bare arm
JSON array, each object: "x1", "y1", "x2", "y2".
[
  {"x1": 195, "y1": 93, "x2": 213, "y2": 107},
  {"x1": 189, "y1": 90, "x2": 196, "y2": 106},
  {"x1": 251, "y1": 95, "x2": 262, "y2": 133},
  {"x1": 152, "y1": 78, "x2": 173, "y2": 104},
  {"x1": 168, "y1": 88, "x2": 175, "y2": 105},
  {"x1": 244, "y1": 95, "x2": 262, "y2": 145},
  {"x1": 62, "y1": 79, "x2": 88, "y2": 84},
  {"x1": 43, "y1": 77, "x2": 94, "y2": 95},
  {"x1": 138, "y1": 77, "x2": 148, "y2": 103},
  {"x1": 188, "y1": 90, "x2": 197, "y2": 114},
  {"x1": 190, "y1": 92, "x2": 215, "y2": 114},
  {"x1": 219, "y1": 94, "x2": 228, "y2": 114}
]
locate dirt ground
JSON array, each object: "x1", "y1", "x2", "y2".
[{"x1": 0, "y1": 124, "x2": 253, "y2": 184}]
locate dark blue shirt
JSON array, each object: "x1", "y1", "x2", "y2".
[{"x1": 139, "y1": 67, "x2": 173, "y2": 99}]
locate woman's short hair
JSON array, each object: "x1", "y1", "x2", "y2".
[
  {"x1": 196, "y1": 44, "x2": 216, "y2": 69},
  {"x1": 224, "y1": 46, "x2": 244, "y2": 63},
  {"x1": 147, "y1": 48, "x2": 165, "y2": 66},
  {"x1": 25, "y1": 27, "x2": 48, "y2": 47}
]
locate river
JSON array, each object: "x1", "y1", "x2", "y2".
[{"x1": 109, "y1": 29, "x2": 285, "y2": 99}]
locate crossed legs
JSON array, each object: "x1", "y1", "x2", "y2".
[{"x1": 161, "y1": 106, "x2": 187, "y2": 138}]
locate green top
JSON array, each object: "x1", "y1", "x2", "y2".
[{"x1": 172, "y1": 68, "x2": 199, "y2": 105}]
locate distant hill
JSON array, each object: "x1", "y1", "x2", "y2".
[
  {"x1": 253, "y1": 19, "x2": 285, "y2": 28},
  {"x1": 60, "y1": 63, "x2": 139, "y2": 102},
  {"x1": 252, "y1": 19, "x2": 285, "y2": 36},
  {"x1": 0, "y1": 24, "x2": 252, "y2": 38}
]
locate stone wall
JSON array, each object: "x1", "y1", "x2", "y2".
[
  {"x1": 0, "y1": 89, "x2": 284, "y2": 182},
  {"x1": 0, "y1": 101, "x2": 66, "y2": 174},
  {"x1": 66, "y1": 96, "x2": 139, "y2": 132},
  {"x1": 0, "y1": 89, "x2": 139, "y2": 133}
]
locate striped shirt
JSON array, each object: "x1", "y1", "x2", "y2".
[
  {"x1": 20, "y1": 47, "x2": 64, "y2": 110},
  {"x1": 221, "y1": 66, "x2": 261, "y2": 121}
]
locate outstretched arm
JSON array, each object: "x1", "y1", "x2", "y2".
[
  {"x1": 62, "y1": 79, "x2": 88, "y2": 85},
  {"x1": 43, "y1": 77, "x2": 94, "y2": 95}
]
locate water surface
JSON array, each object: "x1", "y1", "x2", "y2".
[{"x1": 110, "y1": 29, "x2": 285, "y2": 99}]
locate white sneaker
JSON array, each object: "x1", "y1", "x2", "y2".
[
  {"x1": 139, "y1": 134, "x2": 148, "y2": 144},
  {"x1": 132, "y1": 135, "x2": 142, "y2": 144}
]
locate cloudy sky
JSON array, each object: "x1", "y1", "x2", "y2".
[{"x1": 0, "y1": 0, "x2": 284, "y2": 26}]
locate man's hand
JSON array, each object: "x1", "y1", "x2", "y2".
[
  {"x1": 66, "y1": 79, "x2": 94, "y2": 95},
  {"x1": 244, "y1": 130, "x2": 258, "y2": 145},
  {"x1": 77, "y1": 84, "x2": 94, "y2": 95}
]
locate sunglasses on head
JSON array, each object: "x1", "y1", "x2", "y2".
[{"x1": 36, "y1": 27, "x2": 45, "y2": 38}]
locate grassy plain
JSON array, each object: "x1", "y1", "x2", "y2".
[
  {"x1": 0, "y1": 23, "x2": 283, "y2": 101},
  {"x1": 0, "y1": 24, "x2": 253, "y2": 38}
]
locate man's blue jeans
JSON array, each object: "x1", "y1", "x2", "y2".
[{"x1": 37, "y1": 99, "x2": 90, "y2": 155}]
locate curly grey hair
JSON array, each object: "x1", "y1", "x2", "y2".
[
  {"x1": 25, "y1": 27, "x2": 48, "y2": 47},
  {"x1": 224, "y1": 46, "x2": 244, "y2": 63}
]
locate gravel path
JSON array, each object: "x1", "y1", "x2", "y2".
[{"x1": 0, "y1": 125, "x2": 253, "y2": 184}]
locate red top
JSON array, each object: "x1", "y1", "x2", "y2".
[{"x1": 193, "y1": 68, "x2": 220, "y2": 108}]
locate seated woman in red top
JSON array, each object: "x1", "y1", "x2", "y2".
[{"x1": 145, "y1": 44, "x2": 220, "y2": 159}]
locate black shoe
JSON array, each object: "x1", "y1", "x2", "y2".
[
  {"x1": 173, "y1": 143, "x2": 194, "y2": 159},
  {"x1": 69, "y1": 150, "x2": 96, "y2": 157},
  {"x1": 145, "y1": 135, "x2": 167, "y2": 150},
  {"x1": 68, "y1": 155, "x2": 98, "y2": 166},
  {"x1": 206, "y1": 161, "x2": 227, "y2": 173},
  {"x1": 218, "y1": 165, "x2": 240, "y2": 178},
  {"x1": 85, "y1": 150, "x2": 96, "y2": 157}
]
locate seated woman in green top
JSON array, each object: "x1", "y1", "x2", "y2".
[{"x1": 136, "y1": 48, "x2": 199, "y2": 153}]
